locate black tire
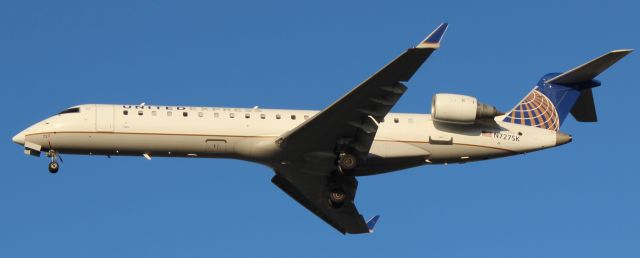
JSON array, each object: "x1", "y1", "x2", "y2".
[
  {"x1": 48, "y1": 161, "x2": 59, "y2": 174},
  {"x1": 328, "y1": 189, "x2": 347, "y2": 208},
  {"x1": 338, "y1": 153, "x2": 357, "y2": 172}
]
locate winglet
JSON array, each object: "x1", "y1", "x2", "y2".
[
  {"x1": 417, "y1": 23, "x2": 448, "y2": 49},
  {"x1": 366, "y1": 215, "x2": 381, "y2": 233}
]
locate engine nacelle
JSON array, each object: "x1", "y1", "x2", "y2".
[{"x1": 431, "y1": 93, "x2": 503, "y2": 124}]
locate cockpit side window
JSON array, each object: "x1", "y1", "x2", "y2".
[{"x1": 58, "y1": 107, "x2": 80, "y2": 115}]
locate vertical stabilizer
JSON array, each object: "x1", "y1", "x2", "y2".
[{"x1": 503, "y1": 50, "x2": 632, "y2": 130}]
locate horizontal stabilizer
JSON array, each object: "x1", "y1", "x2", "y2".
[{"x1": 546, "y1": 49, "x2": 633, "y2": 85}]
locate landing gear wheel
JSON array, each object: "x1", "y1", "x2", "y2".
[
  {"x1": 338, "y1": 153, "x2": 357, "y2": 173},
  {"x1": 328, "y1": 189, "x2": 347, "y2": 208},
  {"x1": 48, "y1": 161, "x2": 59, "y2": 174}
]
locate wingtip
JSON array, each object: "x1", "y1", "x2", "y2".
[
  {"x1": 366, "y1": 215, "x2": 381, "y2": 233},
  {"x1": 610, "y1": 49, "x2": 633, "y2": 56},
  {"x1": 417, "y1": 22, "x2": 449, "y2": 49},
  {"x1": 603, "y1": 49, "x2": 633, "y2": 61}
]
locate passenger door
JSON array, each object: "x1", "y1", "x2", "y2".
[{"x1": 95, "y1": 105, "x2": 114, "y2": 132}]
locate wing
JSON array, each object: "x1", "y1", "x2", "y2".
[
  {"x1": 272, "y1": 168, "x2": 379, "y2": 234},
  {"x1": 276, "y1": 23, "x2": 447, "y2": 167},
  {"x1": 270, "y1": 24, "x2": 447, "y2": 234}
]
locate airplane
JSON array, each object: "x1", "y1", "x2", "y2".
[{"x1": 11, "y1": 23, "x2": 632, "y2": 234}]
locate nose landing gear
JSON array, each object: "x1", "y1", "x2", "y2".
[
  {"x1": 46, "y1": 150, "x2": 61, "y2": 174},
  {"x1": 48, "y1": 161, "x2": 59, "y2": 173}
]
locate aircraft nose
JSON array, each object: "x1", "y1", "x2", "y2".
[
  {"x1": 12, "y1": 131, "x2": 26, "y2": 145},
  {"x1": 556, "y1": 131, "x2": 572, "y2": 146}
]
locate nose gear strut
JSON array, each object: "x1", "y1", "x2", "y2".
[{"x1": 46, "y1": 150, "x2": 61, "y2": 174}]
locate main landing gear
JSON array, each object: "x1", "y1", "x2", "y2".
[
  {"x1": 46, "y1": 150, "x2": 61, "y2": 174},
  {"x1": 337, "y1": 152, "x2": 358, "y2": 174},
  {"x1": 329, "y1": 151, "x2": 359, "y2": 208},
  {"x1": 326, "y1": 173, "x2": 358, "y2": 209},
  {"x1": 329, "y1": 188, "x2": 347, "y2": 208}
]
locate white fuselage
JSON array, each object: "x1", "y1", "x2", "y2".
[{"x1": 13, "y1": 104, "x2": 565, "y2": 176}]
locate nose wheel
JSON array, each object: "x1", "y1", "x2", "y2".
[
  {"x1": 48, "y1": 161, "x2": 59, "y2": 173},
  {"x1": 46, "y1": 150, "x2": 61, "y2": 174}
]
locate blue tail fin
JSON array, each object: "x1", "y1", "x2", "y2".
[
  {"x1": 503, "y1": 76, "x2": 581, "y2": 131},
  {"x1": 503, "y1": 50, "x2": 632, "y2": 131}
]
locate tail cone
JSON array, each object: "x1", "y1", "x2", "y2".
[{"x1": 556, "y1": 132, "x2": 572, "y2": 146}]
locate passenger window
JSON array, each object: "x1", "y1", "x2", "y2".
[
  {"x1": 138, "y1": 110, "x2": 143, "y2": 116},
  {"x1": 260, "y1": 114, "x2": 266, "y2": 119},
  {"x1": 167, "y1": 111, "x2": 172, "y2": 117},
  {"x1": 214, "y1": 112, "x2": 219, "y2": 118},
  {"x1": 276, "y1": 114, "x2": 281, "y2": 119},
  {"x1": 304, "y1": 115, "x2": 309, "y2": 120},
  {"x1": 394, "y1": 118, "x2": 399, "y2": 123},
  {"x1": 245, "y1": 113, "x2": 250, "y2": 119},
  {"x1": 198, "y1": 112, "x2": 204, "y2": 118},
  {"x1": 123, "y1": 110, "x2": 128, "y2": 115},
  {"x1": 291, "y1": 115, "x2": 296, "y2": 120},
  {"x1": 230, "y1": 113, "x2": 235, "y2": 118},
  {"x1": 408, "y1": 118, "x2": 414, "y2": 123},
  {"x1": 152, "y1": 111, "x2": 157, "y2": 116},
  {"x1": 183, "y1": 112, "x2": 188, "y2": 117}
]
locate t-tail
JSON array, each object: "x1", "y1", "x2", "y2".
[{"x1": 503, "y1": 49, "x2": 633, "y2": 131}]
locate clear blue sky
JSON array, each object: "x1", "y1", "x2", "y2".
[{"x1": 1, "y1": 1, "x2": 638, "y2": 257}]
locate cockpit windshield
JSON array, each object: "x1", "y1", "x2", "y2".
[{"x1": 57, "y1": 107, "x2": 80, "y2": 115}]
